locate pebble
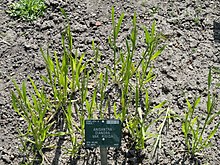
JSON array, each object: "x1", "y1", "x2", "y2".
[{"x1": 1, "y1": 155, "x2": 10, "y2": 163}]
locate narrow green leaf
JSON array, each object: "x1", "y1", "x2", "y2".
[
  {"x1": 207, "y1": 126, "x2": 218, "y2": 141},
  {"x1": 144, "y1": 27, "x2": 150, "y2": 45},
  {"x1": 111, "y1": 6, "x2": 115, "y2": 28},
  {"x1": 208, "y1": 67, "x2": 212, "y2": 90},
  {"x1": 29, "y1": 77, "x2": 41, "y2": 99},
  {"x1": 190, "y1": 117, "x2": 197, "y2": 127},
  {"x1": 60, "y1": 7, "x2": 67, "y2": 19},
  {"x1": 116, "y1": 13, "x2": 124, "y2": 38},
  {"x1": 182, "y1": 123, "x2": 186, "y2": 135},
  {"x1": 194, "y1": 97, "x2": 201, "y2": 108},
  {"x1": 207, "y1": 114, "x2": 216, "y2": 125},
  {"x1": 153, "y1": 101, "x2": 166, "y2": 109},
  {"x1": 137, "y1": 107, "x2": 143, "y2": 122},
  {"x1": 150, "y1": 45, "x2": 165, "y2": 61},
  {"x1": 22, "y1": 81, "x2": 27, "y2": 103},
  {"x1": 151, "y1": 20, "x2": 156, "y2": 38}
]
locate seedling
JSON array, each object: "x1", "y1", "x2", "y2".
[
  {"x1": 11, "y1": 79, "x2": 57, "y2": 163},
  {"x1": 193, "y1": 17, "x2": 200, "y2": 26},
  {"x1": 182, "y1": 68, "x2": 220, "y2": 157}
]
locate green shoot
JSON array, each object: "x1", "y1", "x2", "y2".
[{"x1": 182, "y1": 68, "x2": 220, "y2": 157}]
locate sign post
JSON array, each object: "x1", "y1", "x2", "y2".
[
  {"x1": 85, "y1": 119, "x2": 121, "y2": 164},
  {"x1": 100, "y1": 147, "x2": 107, "y2": 164}
]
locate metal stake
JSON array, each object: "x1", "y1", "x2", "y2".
[{"x1": 100, "y1": 147, "x2": 107, "y2": 165}]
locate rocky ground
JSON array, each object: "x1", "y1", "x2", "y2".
[{"x1": 0, "y1": 0, "x2": 220, "y2": 164}]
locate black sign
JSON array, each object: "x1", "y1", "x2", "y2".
[
  {"x1": 85, "y1": 119, "x2": 121, "y2": 148},
  {"x1": 214, "y1": 21, "x2": 220, "y2": 42}
]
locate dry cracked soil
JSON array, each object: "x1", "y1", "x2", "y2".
[{"x1": 0, "y1": 0, "x2": 220, "y2": 164}]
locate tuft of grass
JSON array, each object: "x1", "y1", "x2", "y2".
[
  {"x1": 193, "y1": 17, "x2": 200, "y2": 26},
  {"x1": 11, "y1": 78, "x2": 65, "y2": 164},
  {"x1": 7, "y1": 0, "x2": 46, "y2": 20},
  {"x1": 182, "y1": 68, "x2": 220, "y2": 157},
  {"x1": 109, "y1": 7, "x2": 166, "y2": 123}
]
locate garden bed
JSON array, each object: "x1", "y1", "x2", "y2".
[{"x1": 0, "y1": 0, "x2": 220, "y2": 164}]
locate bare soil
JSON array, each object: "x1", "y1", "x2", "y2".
[{"x1": 0, "y1": 0, "x2": 220, "y2": 164}]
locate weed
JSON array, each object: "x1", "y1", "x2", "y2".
[
  {"x1": 8, "y1": 0, "x2": 46, "y2": 20},
  {"x1": 193, "y1": 17, "x2": 200, "y2": 26}
]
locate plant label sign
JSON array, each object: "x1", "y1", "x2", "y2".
[
  {"x1": 85, "y1": 119, "x2": 121, "y2": 148},
  {"x1": 214, "y1": 21, "x2": 220, "y2": 42}
]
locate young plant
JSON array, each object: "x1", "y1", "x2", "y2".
[
  {"x1": 182, "y1": 68, "x2": 220, "y2": 157},
  {"x1": 126, "y1": 89, "x2": 167, "y2": 150},
  {"x1": 40, "y1": 24, "x2": 87, "y2": 113},
  {"x1": 108, "y1": 7, "x2": 124, "y2": 83},
  {"x1": 11, "y1": 78, "x2": 55, "y2": 163},
  {"x1": 11, "y1": 23, "x2": 87, "y2": 163},
  {"x1": 108, "y1": 7, "x2": 166, "y2": 123},
  {"x1": 8, "y1": 0, "x2": 46, "y2": 20},
  {"x1": 151, "y1": 108, "x2": 174, "y2": 158},
  {"x1": 97, "y1": 69, "x2": 109, "y2": 118},
  {"x1": 64, "y1": 103, "x2": 83, "y2": 158}
]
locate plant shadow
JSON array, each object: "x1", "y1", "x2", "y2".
[
  {"x1": 51, "y1": 111, "x2": 66, "y2": 165},
  {"x1": 69, "y1": 148, "x2": 98, "y2": 165},
  {"x1": 172, "y1": 153, "x2": 202, "y2": 165}
]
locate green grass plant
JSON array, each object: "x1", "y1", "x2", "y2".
[
  {"x1": 11, "y1": 22, "x2": 89, "y2": 163},
  {"x1": 109, "y1": 7, "x2": 124, "y2": 83},
  {"x1": 182, "y1": 68, "x2": 220, "y2": 157},
  {"x1": 64, "y1": 103, "x2": 82, "y2": 157},
  {"x1": 11, "y1": 79, "x2": 59, "y2": 163},
  {"x1": 126, "y1": 89, "x2": 167, "y2": 150},
  {"x1": 11, "y1": 7, "x2": 168, "y2": 163},
  {"x1": 109, "y1": 7, "x2": 166, "y2": 123},
  {"x1": 8, "y1": 0, "x2": 46, "y2": 20},
  {"x1": 151, "y1": 108, "x2": 174, "y2": 158}
]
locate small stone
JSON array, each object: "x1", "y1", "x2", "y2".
[
  {"x1": 95, "y1": 21, "x2": 102, "y2": 26},
  {"x1": 2, "y1": 155, "x2": 10, "y2": 163},
  {"x1": 23, "y1": 43, "x2": 38, "y2": 50},
  {"x1": 188, "y1": 65, "x2": 194, "y2": 70},
  {"x1": 10, "y1": 154, "x2": 14, "y2": 160},
  {"x1": 167, "y1": 74, "x2": 177, "y2": 81},
  {"x1": 34, "y1": 56, "x2": 45, "y2": 70},
  {"x1": 1, "y1": 114, "x2": 7, "y2": 119},
  {"x1": 41, "y1": 20, "x2": 55, "y2": 30},
  {"x1": 127, "y1": 150, "x2": 136, "y2": 158},
  {"x1": 162, "y1": 85, "x2": 170, "y2": 94},
  {"x1": 73, "y1": 23, "x2": 87, "y2": 33},
  {"x1": 161, "y1": 66, "x2": 168, "y2": 74},
  {"x1": 167, "y1": 18, "x2": 179, "y2": 24},
  {"x1": 129, "y1": 157, "x2": 138, "y2": 163}
]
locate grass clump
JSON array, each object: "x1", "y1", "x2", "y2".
[
  {"x1": 108, "y1": 8, "x2": 171, "y2": 156},
  {"x1": 182, "y1": 68, "x2": 220, "y2": 158},
  {"x1": 11, "y1": 78, "x2": 65, "y2": 164},
  {"x1": 8, "y1": 0, "x2": 46, "y2": 20},
  {"x1": 11, "y1": 7, "x2": 170, "y2": 164}
]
